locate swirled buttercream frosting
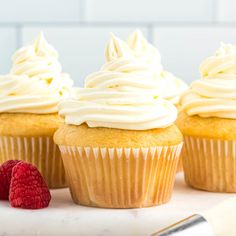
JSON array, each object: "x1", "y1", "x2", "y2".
[
  {"x1": 180, "y1": 43, "x2": 236, "y2": 118},
  {"x1": 128, "y1": 30, "x2": 187, "y2": 104},
  {"x1": 0, "y1": 32, "x2": 73, "y2": 114},
  {"x1": 59, "y1": 33, "x2": 177, "y2": 130}
]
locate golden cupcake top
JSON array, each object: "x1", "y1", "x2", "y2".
[
  {"x1": 176, "y1": 111, "x2": 236, "y2": 140},
  {"x1": 0, "y1": 113, "x2": 62, "y2": 137},
  {"x1": 54, "y1": 123, "x2": 183, "y2": 147},
  {"x1": 0, "y1": 32, "x2": 73, "y2": 114},
  {"x1": 180, "y1": 43, "x2": 236, "y2": 119},
  {"x1": 59, "y1": 32, "x2": 178, "y2": 130}
]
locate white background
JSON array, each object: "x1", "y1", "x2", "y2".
[{"x1": 1, "y1": 0, "x2": 236, "y2": 86}]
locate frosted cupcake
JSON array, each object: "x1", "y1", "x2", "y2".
[
  {"x1": 0, "y1": 33, "x2": 73, "y2": 188},
  {"x1": 54, "y1": 34, "x2": 183, "y2": 208},
  {"x1": 177, "y1": 43, "x2": 236, "y2": 192}
]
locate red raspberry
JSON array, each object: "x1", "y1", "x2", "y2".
[
  {"x1": 9, "y1": 162, "x2": 51, "y2": 209},
  {"x1": 0, "y1": 160, "x2": 21, "y2": 200}
]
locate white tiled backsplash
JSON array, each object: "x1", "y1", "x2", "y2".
[{"x1": 0, "y1": 0, "x2": 236, "y2": 86}]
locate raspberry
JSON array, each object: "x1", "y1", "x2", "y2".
[
  {"x1": 9, "y1": 162, "x2": 51, "y2": 209},
  {"x1": 0, "y1": 160, "x2": 21, "y2": 200}
]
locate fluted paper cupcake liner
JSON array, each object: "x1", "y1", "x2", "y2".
[
  {"x1": 0, "y1": 136, "x2": 67, "y2": 189},
  {"x1": 177, "y1": 157, "x2": 183, "y2": 172},
  {"x1": 59, "y1": 144, "x2": 183, "y2": 208},
  {"x1": 182, "y1": 136, "x2": 236, "y2": 192}
]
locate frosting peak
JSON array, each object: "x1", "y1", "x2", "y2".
[
  {"x1": 34, "y1": 32, "x2": 58, "y2": 58},
  {"x1": 181, "y1": 43, "x2": 236, "y2": 118},
  {"x1": 105, "y1": 33, "x2": 133, "y2": 62},
  {"x1": 216, "y1": 43, "x2": 236, "y2": 56},
  {"x1": 127, "y1": 30, "x2": 146, "y2": 52},
  {"x1": 11, "y1": 32, "x2": 62, "y2": 80},
  {"x1": 0, "y1": 32, "x2": 73, "y2": 114},
  {"x1": 200, "y1": 43, "x2": 236, "y2": 80},
  {"x1": 128, "y1": 30, "x2": 161, "y2": 66}
]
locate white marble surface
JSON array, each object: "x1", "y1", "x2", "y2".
[{"x1": 0, "y1": 174, "x2": 235, "y2": 236}]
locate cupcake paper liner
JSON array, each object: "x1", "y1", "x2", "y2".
[
  {"x1": 0, "y1": 136, "x2": 67, "y2": 189},
  {"x1": 182, "y1": 136, "x2": 236, "y2": 192},
  {"x1": 177, "y1": 156, "x2": 183, "y2": 172},
  {"x1": 59, "y1": 144, "x2": 182, "y2": 208}
]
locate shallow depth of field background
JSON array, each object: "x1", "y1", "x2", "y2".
[{"x1": 0, "y1": 0, "x2": 235, "y2": 86}]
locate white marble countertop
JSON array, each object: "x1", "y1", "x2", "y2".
[{"x1": 0, "y1": 174, "x2": 235, "y2": 236}]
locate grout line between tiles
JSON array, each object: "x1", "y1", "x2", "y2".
[
  {"x1": 2, "y1": 21, "x2": 236, "y2": 29},
  {"x1": 2, "y1": 22, "x2": 236, "y2": 27}
]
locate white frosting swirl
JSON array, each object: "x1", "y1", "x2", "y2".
[
  {"x1": 103, "y1": 30, "x2": 188, "y2": 105},
  {"x1": 0, "y1": 33, "x2": 73, "y2": 114},
  {"x1": 181, "y1": 43, "x2": 236, "y2": 118},
  {"x1": 157, "y1": 71, "x2": 188, "y2": 105},
  {"x1": 128, "y1": 30, "x2": 188, "y2": 104},
  {"x1": 59, "y1": 33, "x2": 177, "y2": 130},
  {"x1": 59, "y1": 88, "x2": 177, "y2": 130}
]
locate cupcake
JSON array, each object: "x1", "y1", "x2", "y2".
[
  {"x1": 0, "y1": 33, "x2": 73, "y2": 188},
  {"x1": 177, "y1": 43, "x2": 236, "y2": 192},
  {"x1": 54, "y1": 33, "x2": 183, "y2": 208}
]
